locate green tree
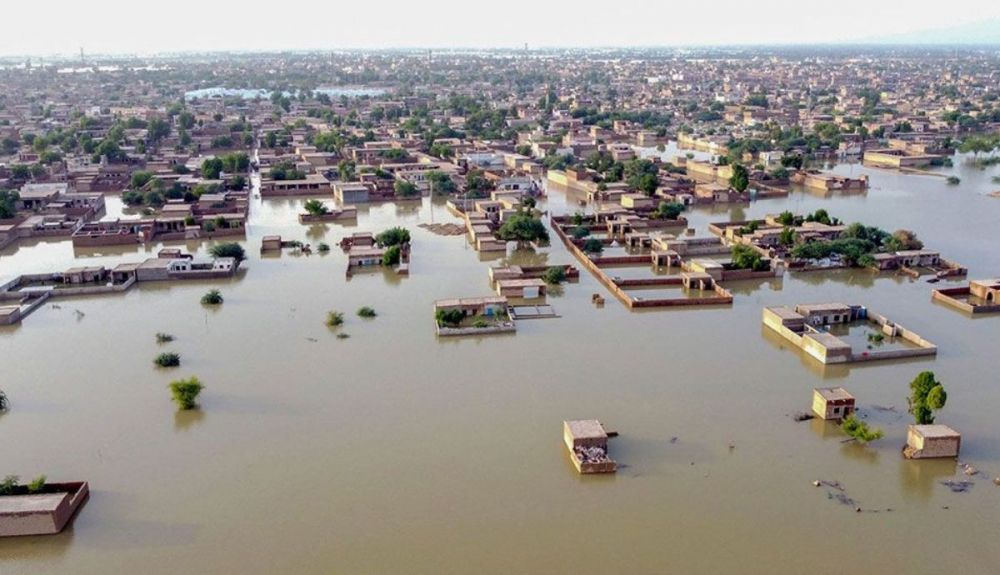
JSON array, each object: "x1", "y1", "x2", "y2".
[
  {"x1": 209, "y1": 242, "x2": 245, "y2": 262},
  {"x1": 656, "y1": 201, "x2": 684, "y2": 220},
  {"x1": 169, "y1": 377, "x2": 204, "y2": 410},
  {"x1": 0, "y1": 190, "x2": 19, "y2": 219},
  {"x1": 383, "y1": 245, "x2": 402, "y2": 266},
  {"x1": 909, "y1": 371, "x2": 947, "y2": 425},
  {"x1": 154, "y1": 352, "x2": 181, "y2": 368},
  {"x1": 326, "y1": 311, "x2": 344, "y2": 327},
  {"x1": 497, "y1": 213, "x2": 549, "y2": 243},
  {"x1": 541, "y1": 266, "x2": 567, "y2": 285},
  {"x1": 730, "y1": 244, "x2": 769, "y2": 271},
  {"x1": 394, "y1": 180, "x2": 419, "y2": 198},
  {"x1": 729, "y1": 164, "x2": 750, "y2": 193},
  {"x1": 841, "y1": 414, "x2": 884, "y2": 443},
  {"x1": 427, "y1": 170, "x2": 456, "y2": 195},
  {"x1": 201, "y1": 289, "x2": 224, "y2": 305},
  {"x1": 375, "y1": 227, "x2": 410, "y2": 247},
  {"x1": 201, "y1": 158, "x2": 224, "y2": 179},
  {"x1": 357, "y1": 306, "x2": 377, "y2": 318},
  {"x1": 582, "y1": 238, "x2": 604, "y2": 254},
  {"x1": 303, "y1": 199, "x2": 330, "y2": 216}
]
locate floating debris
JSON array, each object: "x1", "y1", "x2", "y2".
[
  {"x1": 962, "y1": 463, "x2": 980, "y2": 476},
  {"x1": 871, "y1": 405, "x2": 897, "y2": 412},
  {"x1": 305, "y1": 337, "x2": 318, "y2": 343},
  {"x1": 941, "y1": 480, "x2": 974, "y2": 493},
  {"x1": 793, "y1": 412, "x2": 814, "y2": 422},
  {"x1": 418, "y1": 223, "x2": 465, "y2": 236}
]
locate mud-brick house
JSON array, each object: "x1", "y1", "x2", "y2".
[
  {"x1": 970, "y1": 279, "x2": 1000, "y2": 303},
  {"x1": 904, "y1": 425, "x2": 961, "y2": 459},
  {"x1": 812, "y1": 387, "x2": 856, "y2": 421}
]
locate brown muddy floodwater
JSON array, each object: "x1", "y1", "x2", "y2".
[{"x1": 2, "y1": 150, "x2": 1000, "y2": 574}]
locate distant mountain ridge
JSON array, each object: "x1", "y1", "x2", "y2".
[{"x1": 862, "y1": 18, "x2": 1000, "y2": 45}]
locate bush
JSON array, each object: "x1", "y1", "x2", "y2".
[
  {"x1": 154, "y1": 352, "x2": 181, "y2": 368},
  {"x1": 571, "y1": 226, "x2": 590, "y2": 239},
  {"x1": 201, "y1": 289, "x2": 224, "y2": 305},
  {"x1": 946, "y1": 176, "x2": 961, "y2": 185},
  {"x1": 375, "y1": 227, "x2": 410, "y2": 247},
  {"x1": 730, "y1": 244, "x2": 769, "y2": 271},
  {"x1": 0, "y1": 390, "x2": 8, "y2": 411},
  {"x1": 357, "y1": 306, "x2": 377, "y2": 318},
  {"x1": 0, "y1": 475, "x2": 18, "y2": 495},
  {"x1": 303, "y1": 198, "x2": 329, "y2": 216},
  {"x1": 155, "y1": 332, "x2": 175, "y2": 344},
  {"x1": 209, "y1": 242, "x2": 245, "y2": 262},
  {"x1": 841, "y1": 414, "x2": 884, "y2": 443},
  {"x1": 336, "y1": 333, "x2": 351, "y2": 339},
  {"x1": 541, "y1": 266, "x2": 567, "y2": 285},
  {"x1": 383, "y1": 245, "x2": 402, "y2": 266},
  {"x1": 582, "y1": 238, "x2": 604, "y2": 254},
  {"x1": 168, "y1": 377, "x2": 204, "y2": 410},
  {"x1": 436, "y1": 308, "x2": 465, "y2": 327},
  {"x1": 317, "y1": 242, "x2": 330, "y2": 253},
  {"x1": 27, "y1": 475, "x2": 46, "y2": 494},
  {"x1": 472, "y1": 317, "x2": 490, "y2": 328},
  {"x1": 326, "y1": 310, "x2": 344, "y2": 327}
]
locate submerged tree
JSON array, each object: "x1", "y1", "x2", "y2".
[
  {"x1": 201, "y1": 289, "x2": 224, "y2": 305},
  {"x1": 841, "y1": 414, "x2": 884, "y2": 443},
  {"x1": 303, "y1": 198, "x2": 330, "y2": 216},
  {"x1": 169, "y1": 377, "x2": 204, "y2": 410},
  {"x1": 909, "y1": 371, "x2": 948, "y2": 425},
  {"x1": 729, "y1": 164, "x2": 750, "y2": 193},
  {"x1": 209, "y1": 242, "x2": 246, "y2": 262}
]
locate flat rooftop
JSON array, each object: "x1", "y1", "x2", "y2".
[
  {"x1": 565, "y1": 420, "x2": 608, "y2": 441},
  {"x1": 815, "y1": 387, "x2": 854, "y2": 401},
  {"x1": 912, "y1": 424, "x2": 960, "y2": 439}
]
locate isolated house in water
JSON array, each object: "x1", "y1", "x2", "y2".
[{"x1": 812, "y1": 387, "x2": 856, "y2": 421}]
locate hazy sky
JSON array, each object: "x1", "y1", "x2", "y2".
[{"x1": 4, "y1": 0, "x2": 1000, "y2": 56}]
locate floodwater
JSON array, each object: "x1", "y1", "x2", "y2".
[{"x1": 2, "y1": 150, "x2": 1000, "y2": 574}]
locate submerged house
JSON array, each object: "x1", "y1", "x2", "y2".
[
  {"x1": 904, "y1": 425, "x2": 961, "y2": 459},
  {"x1": 812, "y1": 387, "x2": 856, "y2": 421},
  {"x1": 563, "y1": 420, "x2": 617, "y2": 474}
]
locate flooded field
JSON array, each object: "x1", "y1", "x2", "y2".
[{"x1": 2, "y1": 152, "x2": 1000, "y2": 574}]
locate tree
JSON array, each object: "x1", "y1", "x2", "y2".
[
  {"x1": 779, "y1": 227, "x2": 795, "y2": 247},
  {"x1": 541, "y1": 266, "x2": 567, "y2": 285},
  {"x1": 375, "y1": 227, "x2": 410, "y2": 247},
  {"x1": 730, "y1": 244, "x2": 769, "y2": 271},
  {"x1": 357, "y1": 306, "x2": 377, "y2": 318},
  {"x1": 841, "y1": 414, "x2": 884, "y2": 443},
  {"x1": 147, "y1": 118, "x2": 171, "y2": 143},
  {"x1": 582, "y1": 238, "x2": 604, "y2": 254},
  {"x1": 909, "y1": 371, "x2": 947, "y2": 425},
  {"x1": 209, "y1": 242, "x2": 245, "y2": 262},
  {"x1": 169, "y1": 377, "x2": 204, "y2": 410},
  {"x1": 497, "y1": 213, "x2": 549, "y2": 243},
  {"x1": 154, "y1": 352, "x2": 181, "y2": 368},
  {"x1": 394, "y1": 180, "x2": 419, "y2": 198},
  {"x1": 427, "y1": 170, "x2": 456, "y2": 195},
  {"x1": 338, "y1": 160, "x2": 356, "y2": 181},
  {"x1": 383, "y1": 245, "x2": 402, "y2": 266},
  {"x1": 221, "y1": 152, "x2": 250, "y2": 174},
  {"x1": 0, "y1": 190, "x2": 19, "y2": 219},
  {"x1": 729, "y1": 164, "x2": 750, "y2": 193},
  {"x1": 303, "y1": 199, "x2": 330, "y2": 216},
  {"x1": 130, "y1": 171, "x2": 154, "y2": 190},
  {"x1": 326, "y1": 311, "x2": 344, "y2": 327},
  {"x1": 436, "y1": 308, "x2": 465, "y2": 327},
  {"x1": 201, "y1": 289, "x2": 224, "y2": 305},
  {"x1": 885, "y1": 229, "x2": 923, "y2": 252},
  {"x1": 201, "y1": 158, "x2": 224, "y2": 179},
  {"x1": 0, "y1": 389, "x2": 8, "y2": 411},
  {"x1": 656, "y1": 201, "x2": 684, "y2": 220}
]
